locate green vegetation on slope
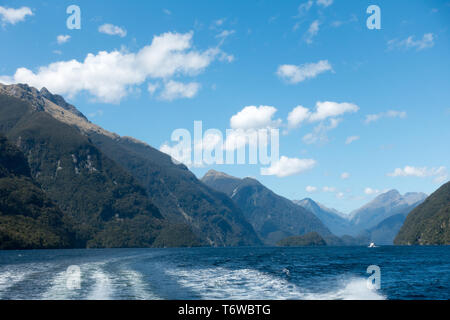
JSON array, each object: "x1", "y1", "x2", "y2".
[
  {"x1": 395, "y1": 181, "x2": 450, "y2": 245},
  {"x1": 0, "y1": 135, "x2": 72, "y2": 249},
  {"x1": 202, "y1": 171, "x2": 332, "y2": 245},
  {"x1": 0, "y1": 94, "x2": 166, "y2": 248},
  {"x1": 277, "y1": 232, "x2": 327, "y2": 247}
]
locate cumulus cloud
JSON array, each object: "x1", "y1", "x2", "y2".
[
  {"x1": 341, "y1": 172, "x2": 350, "y2": 179},
  {"x1": 286, "y1": 101, "x2": 359, "y2": 144},
  {"x1": 288, "y1": 101, "x2": 359, "y2": 129},
  {"x1": 365, "y1": 110, "x2": 406, "y2": 124},
  {"x1": 304, "y1": 20, "x2": 320, "y2": 44},
  {"x1": 387, "y1": 33, "x2": 435, "y2": 51},
  {"x1": 0, "y1": 6, "x2": 32, "y2": 25},
  {"x1": 388, "y1": 166, "x2": 448, "y2": 183},
  {"x1": 277, "y1": 60, "x2": 332, "y2": 84},
  {"x1": 308, "y1": 101, "x2": 359, "y2": 122},
  {"x1": 364, "y1": 187, "x2": 380, "y2": 195},
  {"x1": 287, "y1": 105, "x2": 310, "y2": 128},
  {"x1": 159, "y1": 80, "x2": 200, "y2": 101},
  {"x1": 57, "y1": 35, "x2": 71, "y2": 44},
  {"x1": 345, "y1": 135, "x2": 360, "y2": 144},
  {"x1": 260, "y1": 156, "x2": 316, "y2": 177},
  {"x1": 230, "y1": 105, "x2": 281, "y2": 130},
  {"x1": 1, "y1": 31, "x2": 229, "y2": 103},
  {"x1": 98, "y1": 23, "x2": 127, "y2": 37},
  {"x1": 306, "y1": 185, "x2": 317, "y2": 193}
]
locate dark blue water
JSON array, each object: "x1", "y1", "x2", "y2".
[{"x1": 0, "y1": 246, "x2": 449, "y2": 300}]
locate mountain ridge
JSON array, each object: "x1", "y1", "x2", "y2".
[{"x1": 0, "y1": 83, "x2": 261, "y2": 247}]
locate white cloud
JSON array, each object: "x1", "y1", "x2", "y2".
[
  {"x1": 298, "y1": 1, "x2": 313, "y2": 15},
  {"x1": 260, "y1": 156, "x2": 316, "y2": 177},
  {"x1": 147, "y1": 82, "x2": 159, "y2": 95},
  {"x1": 287, "y1": 101, "x2": 358, "y2": 133},
  {"x1": 365, "y1": 110, "x2": 406, "y2": 124},
  {"x1": 309, "y1": 101, "x2": 359, "y2": 122},
  {"x1": 163, "y1": 9, "x2": 171, "y2": 15},
  {"x1": 159, "y1": 80, "x2": 200, "y2": 101},
  {"x1": 277, "y1": 60, "x2": 332, "y2": 84},
  {"x1": 1, "y1": 31, "x2": 229, "y2": 103},
  {"x1": 57, "y1": 35, "x2": 71, "y2": 44},
  {"x1": 336, "y1": 192, "x2": 345, "y2": 199},
  {"x1": 388, "y1": 166, "x2": 448, "y2": 183},
  {"x1": 287, "y1": 105, "x2": 311, "y2": 128},
  {"x1": 345, "y1": 135, "x2": 360, "y2": 144},
  {"x1": 341, "y1": 172, "x2": 350, "y2": 179},
  {"x1": 98, "y1": 23, "x2": 127, "y2": 37},
  {"x1": 285, "y1": 101, "x2": 359, "y2": 144},
  {"x1": 230, "y1": 105, "x2": 281, "y2": 130},
  {"x1": 317, "y1": 0, "x2": 333, "y2": 7},
  {"x1": 323, "y1": 186, "x2": 336, "y2": 192},
  {"x1": 388, "y1": 33, "x2": 435, "y2": 51},
  {"x1": 0, "y1": 6, "x2": 33, "y2": 25},
  {"x1": 304, "y1": 20, "x2": 320, "y2": 44},
  {"x1": 364, "y1": 187, "x2": 380, "y2": 195},
  {"x1": 306, "y1": 185, "x2": 317, "y2": 193},
  {"x1": 216, "y1": 29, "x2": 235, "y2": 39}
]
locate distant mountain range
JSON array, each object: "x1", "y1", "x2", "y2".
[
  {"x1": 349, "y1": 190, "x2": 427, "y2": 232},
  {"x1": 293, "y1": 198, "x2": 351, "y2": 236},
  {"x1": 0, "y1": 83, "x2": 447, "y2": 249},
  {"x1": 202, "y1": 170, "x2": 332, "y2": 245},
  {"x1": 295, "y1": 191, "x2": 427, "y2": 245}
]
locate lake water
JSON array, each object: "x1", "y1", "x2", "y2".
[{"x1": 0, "y1": 246, "x2": 449, "y2": 300}]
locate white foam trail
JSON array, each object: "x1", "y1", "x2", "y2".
[
  {"x1": 165, "y1": 267, "x2": 385, "y2": 300},
  {"x1": 121, "y1": 270, "x2": 161, "y2": 300},
  {"x1": 0, "y1": 270, "x2": 30, "y2": 298},
  {"x1": 42, "y1": 270, "x2": 71, "y2": 300},
  {"x1": 303, "y1": 278, "x2": 385, "y2": 300},
  {"x1": 87, "y1": 270, "x2": 113, "y2": 300}
]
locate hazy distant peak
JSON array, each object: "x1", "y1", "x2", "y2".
[{"x1": 202, "y1": 169, "x2": 240, "y2": 181}]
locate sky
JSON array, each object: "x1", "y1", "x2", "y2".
[{"x1": 0, "y1": 0, "x2": 449, "y2": 213}]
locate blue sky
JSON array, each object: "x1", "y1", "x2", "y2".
[{"x1": 1, "y1": 0, "x2": 449, "y2": 213}]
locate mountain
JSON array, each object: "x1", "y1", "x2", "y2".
[
  {"x1": 366, "y1": 214, "x2": 406, "y2": 245},
  {"x1": 201, "y1": 170, "x2": 332, "y2": 245},
  {"x1": 277, "y1": 232, "x2": 326, "y2": 247},
  {"x1": 0, "y1": 135, "x2": 72, "y2": 249},
  {"x1": 395, "y1": 181, "x2": 450, "y2": 245},
  {"x1": 294, "y1": 198, "x2": 351, "y2": 236},
  {"x1": 0, "y1": 85, "x2": 168, "y2": 248},
  {"x1": 0, "y1": 83, "x2": 260, "y2": 247},
  {"x1": 350, "y1": 189, "x2": 427, "y2": 234}
]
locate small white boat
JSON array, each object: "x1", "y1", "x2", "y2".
[{"x1": 368, "y1": 242, "x2": 376, "y2": 248}]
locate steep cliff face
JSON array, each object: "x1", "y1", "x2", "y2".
[
  {"x1": 395, "y1": 182, "x2": 450, "y2": 245},
  {"x1": 0, "y1": 86, "x2": 165, "y2": 248},
  {"x1": 0, "y1": 135, "x2": 72, "y2": 249}
]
